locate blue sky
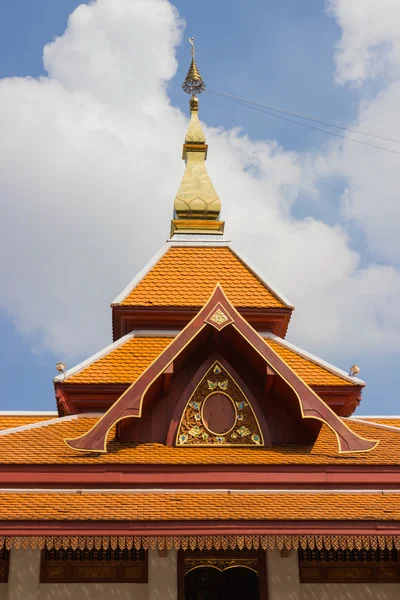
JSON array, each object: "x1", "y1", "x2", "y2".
[{"x1": 0, "y1": 0, "x2": 398, "y2": 414}]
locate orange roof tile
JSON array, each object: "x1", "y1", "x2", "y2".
[
  {"x1": 0, "y1": 416, "x2": 55, "y2": 431},
  {"x1": 64, "y1": 335, "x2": 352, "y2": 387},
  {"x1": 0, "y1": 417, "x2": 395, "y2": 465},
  {"x1": 0, "y1": 491, "x2": 398, "y2": 521},
  {"x1": 266, "y1": 339, "x2": 353, "y2": 387},
  {"x1": 66, "y1": 337, "x2": 172, "y2": 384},
  {"x1": 119, "y1": 247, "x2": 286, "y2": 308}
]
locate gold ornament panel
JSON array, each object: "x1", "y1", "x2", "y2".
[
  {"x1": 2, "y1": 535, "x2": 400, "y2": 553},
  {"x1": 184, "y1": 557, "x2": 258, "y2": 575},
  {"x1": 176, "y1": 361, "x2": 263, "y2": 446}
]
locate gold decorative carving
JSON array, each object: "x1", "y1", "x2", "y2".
[
  {"x1": 176, "y1": 361, "x2": 263, "y2": 446},
  {"x1": 377, "y1": 567, "x2": 399, "y2": 580},
  {"x1": 47, "y1": 566, "x2": 65, "y2": 579},
  {"x1": 71, "y1": 565, "x2": 117, "y2": 579},
  {"x1": 2, "y1": 535, "x2": 400, "y2": 555},
  {"x1": 327, "y1": 567, "x2": 373, "y2": 580},
  {"x1": 209, "y1": 309, "x2": 228, "y2": 326},
  {"x1": 184, "y1": 558, "x2": 258, "y2": 575}
]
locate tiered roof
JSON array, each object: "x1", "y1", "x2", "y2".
[
  {"x1": 115, "y1": 247, "x2": 288, "y2": 309},
  {"x1": 0, "y1": 415, "x2": 398, "y2": 466},
  {"x1": 0, "y1": 44, "x2": 397, "y2": 544},
  {"x1": 58, "y1": 334, "x2": 357, "y2": 387}
]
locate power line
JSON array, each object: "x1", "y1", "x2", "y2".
[
  {"x1": 207, "y1": 89, "x2": 400, "y2": 156},
  {"x1": 207, "y1": 89, "x2": 400, "y2": 145}
]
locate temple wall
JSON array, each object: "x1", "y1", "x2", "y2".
[
  {"x1": 4, "y1": 546, "x2": 400, "y2": 599},
  {"x1": 148, "y1": 548, "x2": 177, "y2": 600},
  {"x1": 5, "y1": 548, "x2": 151, "y2": 600},
  {"x1": 6, "y1": 547, "x2": 41, "y2": 600},
  {"x1": 267, "y1": 548, "x2": 301, "y2": 600},
  {"x1": 267, "y1": 548, "x2": 400, "y2": 600}
]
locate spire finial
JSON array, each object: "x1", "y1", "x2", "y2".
[
  {"x1": 182, "y1": 37, "x2": 206, "y2": 97},
  {"x1": 170, "y1": 38, "x2": 224, "y2": 237}
]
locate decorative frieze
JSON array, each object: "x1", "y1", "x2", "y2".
[{"x1": 2, "y1": 535, "x2": 400, "y2": 553}]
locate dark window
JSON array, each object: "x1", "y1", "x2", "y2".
[
  {"x1": 299, "y1": 548, "x2": 400, "y2": 583},
  {"x1": 0, "y1": 548, "x2": 10, "y2": 583},
  {"x1": 40, "y1": 547, "x2": 148, "y2": 583}
]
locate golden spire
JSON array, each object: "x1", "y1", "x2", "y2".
[
  {"x1": 171, "y1": 38, "x2": 224, "y2": 237},
  {"x1": 182, "y1": 37, "x2": 206, "y2": 96}
]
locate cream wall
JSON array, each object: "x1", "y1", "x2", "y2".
[
  {"x1": 149, "y1": 549, "x2": 177, "y2": 600},
  {"x1": 267, "y1": 548, "x2": 400, "y2": 600},
  {"x1": 5, "y1": 546, "x2": 400, "y2": 600},
  {"x1": 38, "y1": 583, "x2": 148, "y2": 600},
  {"x1": 7, "y1": 547, "x2": 40, "y2": 600},
  {"x1": 5, "y1": 548, "x2": 168, "y2": 600}
]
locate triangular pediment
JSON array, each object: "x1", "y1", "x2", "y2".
[
  {"x1": 174, "y1": 360, "x2": 267, "y2": 447},
  {"x1": 66, "y1": 285, "x2": 377, "y2": 455}
]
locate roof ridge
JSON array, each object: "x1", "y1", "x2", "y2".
[
  {"x1": 55, "y1": 332, "x2": 136, "y2": 383},
  {"x1": 262, "y1": 333, "x2": 365, "y2": 386},
  {"x1": 228, "y1": 245, "x2": 293, "y2": 308},
  {"x1": 0, "y1": 413, "x2": 102, "y2": 438},
  {"x1": 345, "y1": 417, "x2": 400, "y2": 434},
  {"x1": 0, "y1": 411, "x2": 58, "y2": 416},
  {"x1": 112, "y1": 244, "x2": 170, "y2": 305}
]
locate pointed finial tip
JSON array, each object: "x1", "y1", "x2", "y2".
[{"x1": 182, "y1": 36, "x2": 205, "y2": 96}]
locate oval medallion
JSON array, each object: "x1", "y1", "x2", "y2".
[{"x1": 202, "y1": 392, "x2": 236, "y2": 435}]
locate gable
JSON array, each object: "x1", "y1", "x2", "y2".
[{"x1": 65, "y1": 285, "x2": 377, "y2": 455}]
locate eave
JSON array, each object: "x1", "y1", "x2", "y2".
[
  {"x1": 112, "y1": 306, "x2": 293, "y2": 341},
  {"x1": 1, "y1": 463, "x2": 400, "y2": 490},
  {"x1": 1, "y1": 519, "x2": 400, "y2": 537},
  {"x1": 55, "y1": 382, "x2": 362, "y2": 418}
]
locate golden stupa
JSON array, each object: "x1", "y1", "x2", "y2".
[{"x1": 171, "y1": 38, "x2": 224, "y2": 236}]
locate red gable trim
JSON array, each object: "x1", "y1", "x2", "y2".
[{"x1": 65, "y1": 285, "x2": 378, "y2": 454}]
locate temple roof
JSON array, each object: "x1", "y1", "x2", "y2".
[
  {"x1": 0, "y1": 415, "x2": 397, "y2": 465},
  {"x1": 0, "y1": 490, "x2": 399, "y2": 521},
  {"x1": 113, "y1": 245, "x2": 291, "y2": 309},
  {"x1": 56, "y1": 333, "x2": 360, "y2": 388}
]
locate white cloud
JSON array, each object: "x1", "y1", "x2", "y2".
[
  {"x1": 327, "y1": 0, "x2": 400, "y2": 85},
  {"x1": 324, "y1": 1, "x2": 400, "y2": 264},
  {"x1": 0, "y1": 0, "x2": 400, "y2": 369}
]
